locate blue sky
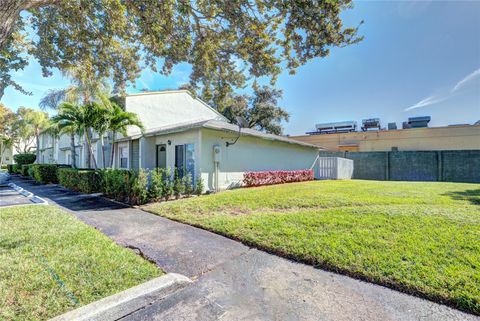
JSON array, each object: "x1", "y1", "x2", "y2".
[{"x1": 2, "y1": 1, "x2": 479, "y2": 135}]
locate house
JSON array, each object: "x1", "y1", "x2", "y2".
[{"x1": 39, "y1": 90, "x2": 320, "y2": 191}]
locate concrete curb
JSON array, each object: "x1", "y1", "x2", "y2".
[
  {"x1": 49, "y1": 273, "x2": 192, "y2": 321},
  {"x1": 7, "y1": 182, "x2": 49, "y2": 205}
]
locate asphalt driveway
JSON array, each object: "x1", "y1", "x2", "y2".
[{"x1": 10, "y1": 176, "x2": 479, "y2": 321}]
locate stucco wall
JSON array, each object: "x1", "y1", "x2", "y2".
[
  {"x1": 292, "y1": 125, "x2": 480, "y2": 151},
  {"x1": 200, "y1": 128, "x2": 319, "y2": 191}
]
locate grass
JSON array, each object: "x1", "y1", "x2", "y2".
[
  {"x1": 144, "y1": 180, "x2": 480, "y2": 315},
  {"x1": 0, "y1": 205, "x2": 161, "y2": 321}
]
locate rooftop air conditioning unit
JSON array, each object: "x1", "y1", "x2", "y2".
[
  {"x1": 361, "y1": 118, "x2": 381, "y2": 131},
  {"x1": 408, "y1": 116, "x2": 431, "y2": 128},
  {"x1": 307, "y1": 121, "x2": 357, "y2": 135}
]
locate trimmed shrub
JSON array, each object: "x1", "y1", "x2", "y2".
[
  {"x1": 131, "y1": 169, "x2": 149, "y2": 205},
  {"x1": 183, "y1": 173, "x2": 193, "y2": 196},
  {"x1": 13, "y1": 153, "x2": 36, "y2": 166},
  {"x1": 99, "y1": 169, "x2": 135, "y2": 203},
  {"x1": 243, "y1": 169, "x2": 314, "y2": 187},
  {"x1": 195, "y1": 174, "x2": 204, "y2": 195},
  {"x1": 0, "y1": 164, "x2": 6, "y2": 170},
  {"x1": 31, "y1": 164, "x2": 59, "y2": 184},
  {"x1": 58, "y1": 168, "x2": 101, "y2": 194},
  {"x1": 7, "y1": 164, "x2": 17, "y2": 174},
  {"x1": 20, "y1": 164, "x2": 32, "y2": 176},
  {"x1": 173, "y1": 168, "x2": 185, "y2": 199},
  {"x1": 149, "y1": 168, "x2": 165, "y2": 202}
]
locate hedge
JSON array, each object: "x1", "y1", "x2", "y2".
[
  {"x1": 31, "y1": 164, "x2": 59, "y2": 184},
  {"x1": 20, "y1": 164, "x2": 32, "y2": 176},
  {"x1": 7, "y1": 164, "x2": 18, "y2": 174},
  {"x1": 243, "y1": 169, "x2": 314, "y2": 187},
  {"x1": 13, "y1": 153, "x2": 36, "y2": 166},
  {"x1": 58, "y1": 168, "x2": 101, "y2": 194}
]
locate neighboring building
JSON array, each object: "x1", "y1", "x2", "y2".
[
  {"x1": 1, "y1": 140, "x2": 36, "y2": 165},
  {"x1": 291, "y1": 124, "x2": 480, "y2": 152},
  {"x1": 39, "y1": 90, "x2": 320, "y2": 191},
  {"x1": 0, "y1": 144, "x2": 13, "y2": 165}
]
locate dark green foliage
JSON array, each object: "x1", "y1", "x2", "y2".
[
  {"x1": 173, "y1": 168, "x2": 185, "y2": 199},
  {"x1": 7, "y1": 164, "x2": 17, "y2": 174},
  {"x1": 131, "y1": 169, "x2": 149, "y2": 205},
  {"x1": 20, "y1": 164, "x2": 31, "y2": 176},
  {"x1": 0, "y1": 164, "x2": 6, "y2": 170},
  {"x1": 58, "y1": 168, "x2": 101, "y2": 194},
  {"x1": 148, "y1": 168, "x2": 165, "y2": 202},
  {"x1": 183, "y1": 173, "x2": 193, "y2": 196},
  {"x1": 99, "y1": 169, "x2": 135, "y2": 203},
  {"x1": 30, "y1": 164, "x2": 58, "y2": 184},
  {"x1": 13, "y1": 153, "x2": 36, "y2": 166},
  {"x1": 195, "y1": 175, "x2": 204, "y2": 196}
]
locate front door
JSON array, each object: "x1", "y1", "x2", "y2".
[{"x1": 156, "y1": 144, "x2": 167, "y2": 168}]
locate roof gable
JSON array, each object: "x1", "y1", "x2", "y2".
[{"x1": 125, "y1": 90, "x2": 227, "y2": 135}]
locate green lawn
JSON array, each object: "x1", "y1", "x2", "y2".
[
  {"x1": 144, "y1": 180, "x2": 480, "y2": 314},
  {"x1": 0, "y1": 205, "x2": 161, "y2": 321}
]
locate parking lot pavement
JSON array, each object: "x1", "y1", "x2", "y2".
[{"x1": 0, "y1": 185, "x2": 34, "y2": 207}]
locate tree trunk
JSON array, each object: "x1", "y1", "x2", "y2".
[
  {"x1": 0, "y1": 0, "x2": 56, "y2": 50},
  {"x1": 35, "y1": 132, "x2": 40, "y2": 163},
  {"x1": 70, "y1": 133, "x2": 76, "y2": 169},
  {"x1": 100, "y1": 134, "x2": 105, "y2": 169},
  {"x1": 110, "y1": 131, "x2": 116, "y2": 168},
  {"x1": 85, "y1": 129, "x2": 97, "y2": 169}
]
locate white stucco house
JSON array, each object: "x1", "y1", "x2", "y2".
[{"x1": 39, "y1": 90, "x2": 320, "y2": 191}]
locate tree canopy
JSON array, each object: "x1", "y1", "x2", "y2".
[{"x1": 1, "y1": 0, "x2": 362, "y2": 101}]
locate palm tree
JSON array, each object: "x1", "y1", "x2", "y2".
[
  {"x1": 51, "y1": 103, "x2": 85, "y2": 168},
  {"x1": 108, "y1": 103, "x2": 144, "y2": 168},
  {"x1": 39, "y1": 66, "x2": 110, "y2": 168}
]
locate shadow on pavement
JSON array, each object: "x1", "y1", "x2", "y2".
[{"x1": 11, "y1": 176, "x2": 128, "y2": 212}]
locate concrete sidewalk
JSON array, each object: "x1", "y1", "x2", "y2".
[{"x1": 11, "y1": 176, "x2": 478, "y2": 321}]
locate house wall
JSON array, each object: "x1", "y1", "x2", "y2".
[
  {"x1": 200, "y1": 128, "x2": 319, "y2": 191},
  {"x1": 291, "y1": 125, "x2": 480, "y2": 152}
]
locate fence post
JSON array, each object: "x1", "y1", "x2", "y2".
[
  {"x1": 437, "y1": 151, "x2": 443, "y2": 181},
  {"x1": 385, "y1": 151, "x2": 390, "y2": 181}
]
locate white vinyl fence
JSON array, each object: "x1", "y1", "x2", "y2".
[{"x1": 317, "y1": 157, "x2": 353, "y2": 180}]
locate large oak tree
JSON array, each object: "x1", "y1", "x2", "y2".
[{"x1": 1, "y1": 0, "x2": 362, "y2": 102}]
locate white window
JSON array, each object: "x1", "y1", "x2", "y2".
[{"x1": 119, "y1": 144, "x2": 129, "y2": 169}]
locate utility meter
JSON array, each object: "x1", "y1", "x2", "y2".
[{"x1": 213, "y1": 144, "x2": 221, "y2": 163}]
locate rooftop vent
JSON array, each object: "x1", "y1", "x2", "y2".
[{"x1": 388, "y1": 122, "x2": 397, "y2": 130}]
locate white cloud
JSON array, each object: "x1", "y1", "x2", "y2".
[
  {"x1": 452, "y1": 68, "x2": 480, "y2": 92},
  {"x1": 404, "y1": 95, "x2": 447, "y2": 111},
  {"x1": 404, "y1": 67, "x2": 480, "y2": 111}
]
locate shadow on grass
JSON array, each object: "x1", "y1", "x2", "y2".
[{"x1": 443, "y1": 189, "x2": 480, "y2": 205}]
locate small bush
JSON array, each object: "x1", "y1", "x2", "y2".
[
  {"x1": 13, "y1": 153, "x2": 36, "y2": 166},
  {"x1": 149, "y1": 168, "x2": 165, "y2": 202},
  {"x1": 130, "y1": 169, "x2": 149, "y2": 205},
  {"x1": 243, "y1": 169, "x2": 314, "y2": 187},
  {"x1": 58, "y1": 168, "x2": 101, "y2": 194},
  {"x1": 173, "y1": 168, "x2": 185, "y2": 199},
  {"x1": 31, "y1": 164, "x2": 59, "y2": 184},
  {"x1": 99, "y1": 169, "x2": 134, "y2": 203},
  {"x1": 183, "y1": 173, "x2": 194, "y2": 196},
  {"x1": 162, "y1": 168, "x2": 174, "y2": 201},
  {"x1": 0, "y1": 164, "x2": 6, "y2": 170},
  {"x1": 27, "y1": 166, "x2": 34, "y2": 178},
  {"x1": 195, "y1": 174, "x2": 204, "y2": 195},
  {"x1": 20, "y1": 164, "x2": 32, "y2": 176},
  {"x1": 7, "y1": 164, "x2": 17, "y2": 174}
]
